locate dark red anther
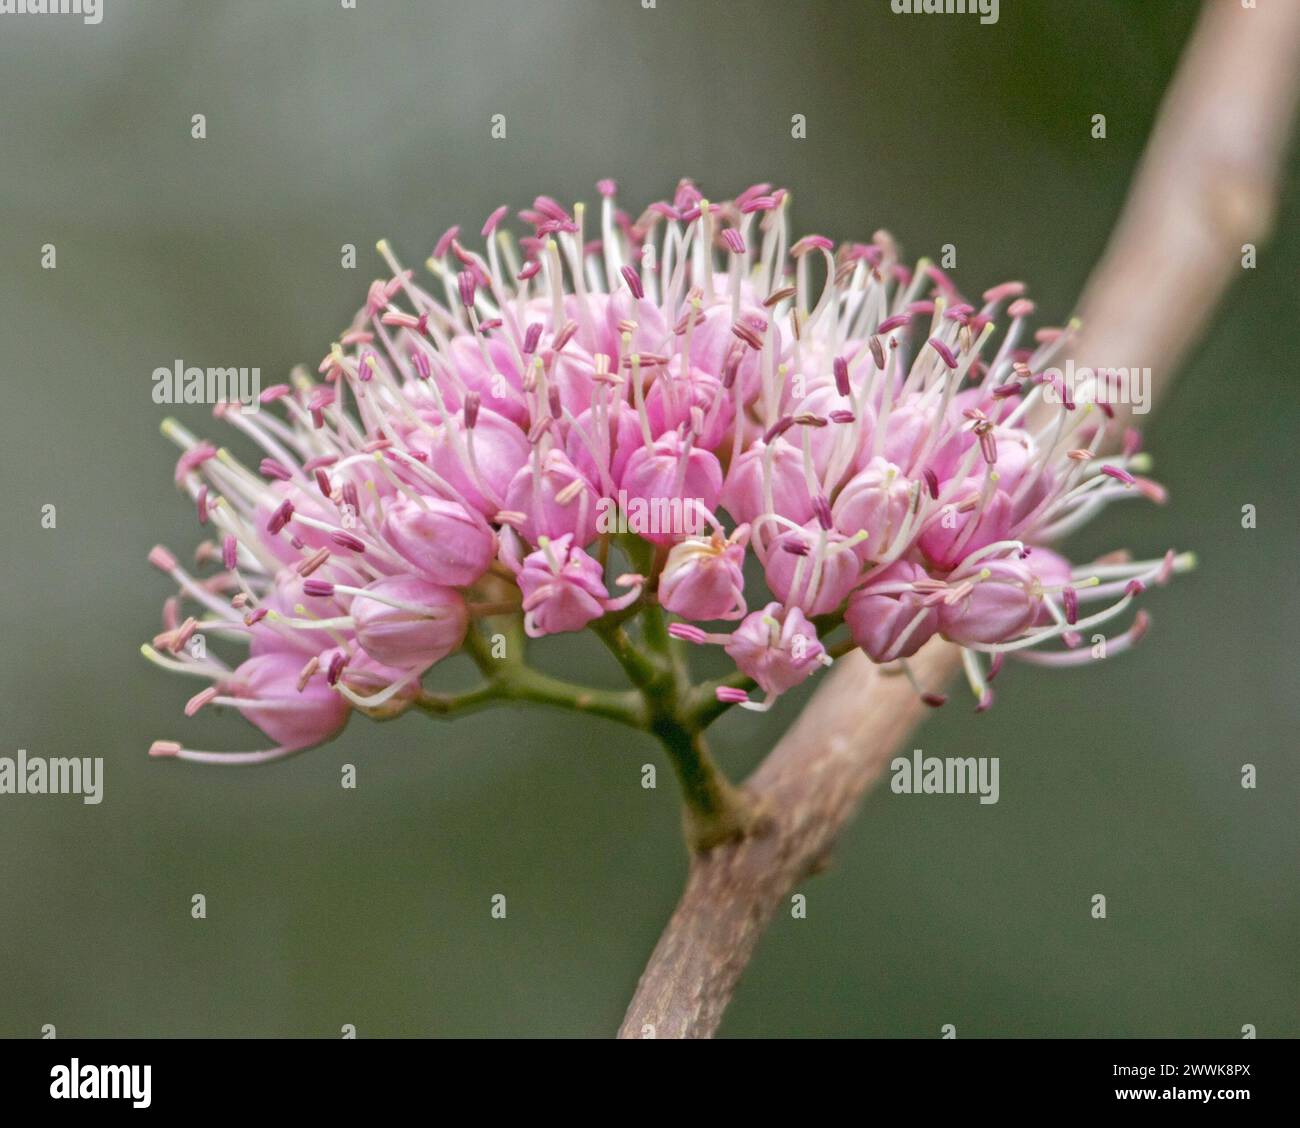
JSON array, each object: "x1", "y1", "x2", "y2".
[
  {"x1": 928, "y1": 337, "x2": 959, "y2": 369},
  {"x1": 463, "y1": 392, "x2": 481, "y2": 430},
  {"x1": 342, "y1": 482, "x2": 360, "y2": 515},
  {"x1": 457, "y1": 270, "x2": 476, "y2": 309},
  {"x1": 329, "y1": 530, "x2": 366, "y2": 553},
  {"x1": 1063, "y1": 586, "x2": 1078, "y2": 625},
  {"x1": 620, "y1": 265, "x2": 644, "y2": 300},
  {"x1": 259, "y1": 458, "x2": 293, "y2": 482},
  {"x1": 266, "y1": 499, "x2": 294, "y2": 535},
  {"x1": 763, "y1": 416, "x2": 795, "y2": 444},
  {"x1": 833, "y1": 356, "x2": 850, "y2": 396}
]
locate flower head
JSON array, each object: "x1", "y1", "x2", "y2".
[{"x1": 144, "y1": 178, "x2": 1191, "y2": 761}]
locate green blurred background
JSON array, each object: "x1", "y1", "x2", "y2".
[{"x1": 0, "y1": 0, "x2": 1295, "y2": 1037}]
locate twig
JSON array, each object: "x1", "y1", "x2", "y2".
[{"x1": 617, "y1": 0, "x2": 1300, "y2": 1039}]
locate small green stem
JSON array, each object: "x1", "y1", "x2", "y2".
[
  {"x1": 592, "y1": 621, "x2": 664, "y2": 688},
  {"x1": 415, "y1": 683, "x2": 503, "y2": 719},
  {"x1": 650, "y1": 715, "x2": 757, "y2": 851},
  {"x1": 426, "y1": 591, "x2": 758, "y2": 851},
  {"x1": 493, "y1": 665, "x2": 646, "y2": 727}
]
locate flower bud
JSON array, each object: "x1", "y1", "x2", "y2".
[
  {"x1": 352, "y1": 576, "x2": 468, "y2": 670},
  {"x1": 425, "y1": 405, "x2": 530, "y2": 515},
  {"x1": 938, "y1": 558, "x2": 1038, "y2": 646},
  {"x1": 723, "y1": 603, "x2": 826, "y2": 696},
  {"x1": 761, "y1": 524, "x2": 861, "y2": 615},
  {"x1": 844, "y1": 560, "x2": 938, "y2": 662},
  {"x1": 720, "y1": 438, "x2": 814, "y2": 528},
  {"x1": 658, "y1": 533, "x2": 747, "y2": 621},
  {"x1": 565, "y1": 401, "x2": 643, "y2": 488},
  {"x1": 619, "y1": 433, "x2": 722, "y2": 545},
  {"x1": 918, "y1": 476, "x2": 1015, "y2": 572},
  {"x1": 380, "y1": 497, "x2": 496, "y2": 587},
  {"x1": 645, "y1": 363, "x2": 732, "y2": 450},
  {"x1": 517, "y1": 535, "x2": 610, "y2": 637},
  {"x1": 832, "y1": 457, "x2": 913, "y2": 562},
  {"x1": 224, "y1": 653, "x2": 350, "y2": 750},
  {"x1": 502, "y1": 449, "x2": 600, "y2": 547}
]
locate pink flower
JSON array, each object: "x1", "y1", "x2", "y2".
[
  {"x1": 619, "y1": 431, "x2": 724, "y2": 545},
  {"x1": 502, "y1": 448, "x2": 601, "y2": 547},
  {"x1": 144, "y1": 177, "x2": 1190, "y2": 764},
  {"x1": 831, "y1": 457, "x2": 914, "y2": 562},
  {"x1": 351, "y1": 576, "x2": 468, "y2": 670},
  {"x1": 516, "y1": 535, "x2": 641, "y2": 638},
  {"x1": 658, "y1": 528, "x2": 748, "y2": 622},
  {"x1": 424, "y1": 404, "x2": 530, "y2": 516},
  {"x1": 720, "y1": 435, "x2": 816, "y2": 528},
  {"x1": 722, "y1": 604, "x2": 829, "y2": 706},
  {"x1": 380, "y1": 497, "x2": 496, "y2": 587},
  {"x1": 758, "y1": 521, "x2": 861, "y2": 616},
  {"x1": 845, "y1": 561, "x2": 939, "y2": 662}
]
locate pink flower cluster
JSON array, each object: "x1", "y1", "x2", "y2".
[{"x1": 145, "y1": 178, "x2": 1189, "y2": 763}]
